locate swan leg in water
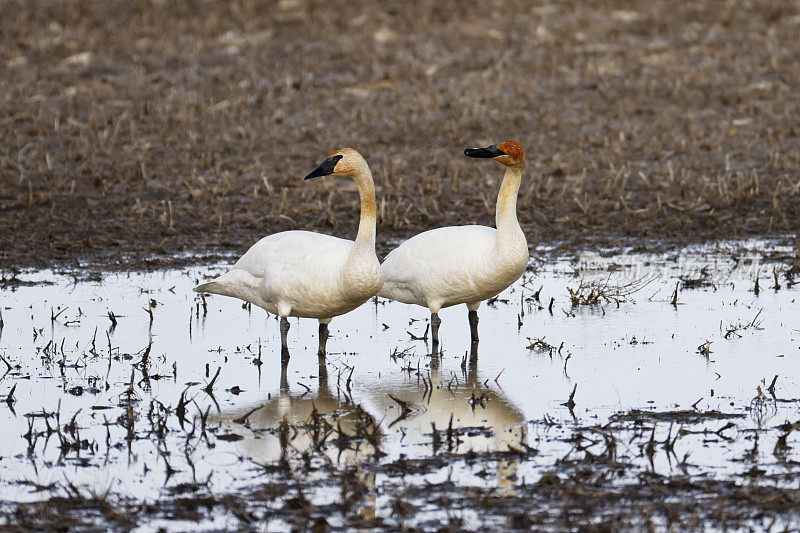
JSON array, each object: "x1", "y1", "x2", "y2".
[
  {"x1": 468, "y1": 308, "x2": 479, "y2": 344},
  {"x1": 318, "y1": 355, "x2": 328, "y2": 384},
  {"x1": 430, "y1": 312, "x2": 442, "y2": 353},
  {"x1": 280, "y1": 359, "x2": 289, "y2": 392},
  {"x1": 318, "y1": 320, "x2": 330, "y2": 358},
  {"x1": 465, "y1": 337, "x2": 479, "y2": 386},
  {"x1": 280, "y1": 318, "x2": 290, "y2": 362}
]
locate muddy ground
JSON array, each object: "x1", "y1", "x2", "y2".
[
  {"x1": 2, "y1": 1, "x2": 800, "y2": 531},
  {"x1": 7, "y1": 427, "x2": 800, "y2": 532},
  {"x1": 2, "y1": 244, "x2": 800, "y2": 531},
  {"x1": 1, "y1": 0, "x2": 799, "y2": 271}
]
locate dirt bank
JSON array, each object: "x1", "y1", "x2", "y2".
[{"x1": 1, "y1": 0, "x2": 799, "y2": 270}]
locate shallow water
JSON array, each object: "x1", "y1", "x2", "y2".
[{"x1": 1, "y1": 239, "x2": 799, "y2": 528}]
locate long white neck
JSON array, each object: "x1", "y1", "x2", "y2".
[
  {"x1": 495, "y1": 163, "x2": 524, "y2": 240},
  {"x1": 352, "y1": 164, "x2": 376, "y2": 251}
]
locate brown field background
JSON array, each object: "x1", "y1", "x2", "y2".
[{"x1": 1, "y1": 0, "x2": 799, "y2": 269}]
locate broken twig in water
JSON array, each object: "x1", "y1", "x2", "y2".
[
  {"x1": 562, "y1": 384, "x2": 577, "y2": 410},
  {"x1": 204, "y1": 367, "x2": 221, "y2": 394}
]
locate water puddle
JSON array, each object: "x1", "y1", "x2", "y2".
[{"x1": 1, "y1": 239, "x2": 799, "y2": 529}]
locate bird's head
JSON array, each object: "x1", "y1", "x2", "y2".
[
  {"x1": 464, "y1": 140, "x2": 525, "y2": 168},
  {"x1": 304, "y1": 147, "x2": 366, "y2": 180}
]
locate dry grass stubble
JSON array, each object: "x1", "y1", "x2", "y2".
[{"x1": 1, "y1": 0, "x2": 799, "y2": 269}]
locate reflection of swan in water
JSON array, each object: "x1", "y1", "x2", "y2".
[
  {"x1": 214, "y1": 347, "x2": 526, "y2": 488},
  {"x1": 360, "y1": 347, "x2": 528, "y2": 489},
  {"x1": 212, "y1": 361, "x2": 382, "y2": 466},
  {"x1": 365, "y1": 348, "x2": 527, "y2": 453}
]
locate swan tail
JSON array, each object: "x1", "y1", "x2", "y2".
[
  {"x1": 194, "y1": 280, "x2": 226, "y2": 295},
  {"x1": 194, "y1": 269, "x2": 258, "y2": 302}
]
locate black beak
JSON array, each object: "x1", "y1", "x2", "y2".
[
  {"x1": 464, "y1": 145, "x2": 506, "y2": 158},
  {"x1": 304, "y1": 155, "x2": 343, "y2": 180}
]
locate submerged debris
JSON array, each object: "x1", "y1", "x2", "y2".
[
  {"x1": 567, "y1": 275, "x2": 654, "y2": 307},
  {"x1": 1, "y1": 241, "x2": 799, "y2": 530}
]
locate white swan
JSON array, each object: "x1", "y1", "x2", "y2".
[
  {"x1": 195, "y1": 148, "x2": 382, "y2": 360},
  {"x1": 379, "y1": 140, "x2": 528, "y2": 348}
]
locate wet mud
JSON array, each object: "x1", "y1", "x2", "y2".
[
  {"x1": 1, "y1": 240, "x2": 800, "y2": 530},
  {"x1": 2, "y1": 0, "x2": 800, "y2": 529}
]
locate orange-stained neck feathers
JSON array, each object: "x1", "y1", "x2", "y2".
[
  {"x1": 494, "y1": 141, "x2": 525, "y2": 235},
  {"x1": 327, "y1": 147, "x2": 376, "y2": 249}
]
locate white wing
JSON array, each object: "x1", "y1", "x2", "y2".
[
  {"x1": 234, "y1": 230, "x2": 352, "y2": 281},
  {"x1": 236, "y1": 231, "x2": 355, "y2": 313},
  {"x1": 379, "y1": 225, "x2": 498, "y2": 308}
]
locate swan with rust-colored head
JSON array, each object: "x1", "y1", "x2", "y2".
[
  {"x1": 379, "y1": 140, "x2": 528, "y2": 348},
  {"x1": 195, "y1": 147, "x2": 382, "y2": 360}
]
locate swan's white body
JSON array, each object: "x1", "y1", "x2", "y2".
[
  {"x1": 197, "y1": 230, "x2": 381, "y2": 319},
  {"x1": 195, "y1": 148, "x2": 381, "y2": 323},
  {"x1": 379, "y1": 142, "x2": 528, "y2": 316},
  {"x1": 379, "y1": 224, "x2": 527, "y2": 312}
]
